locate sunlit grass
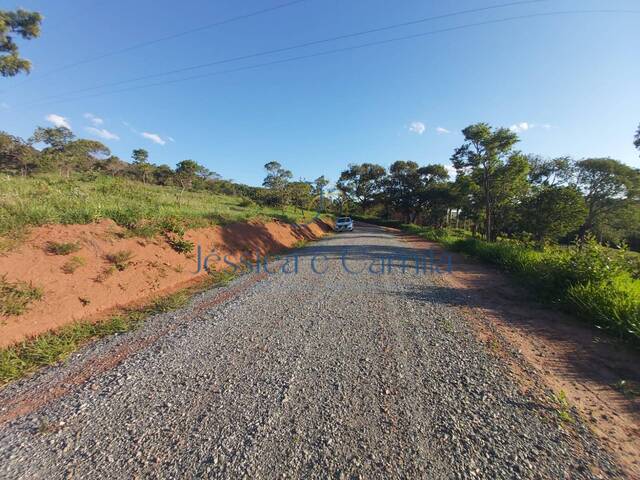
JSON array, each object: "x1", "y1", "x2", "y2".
[{"x1": 0, "y1": 174, "x2": 317, "y2": 238}]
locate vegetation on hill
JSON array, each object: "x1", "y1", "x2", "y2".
[
  {"x1": 0, "y1": 127, "x2": 330, "y2": 243},
  {"x1": 343, "y1": 122, "x2": 639, "y2": 343},
  {"x1": 337, "y1": 122, "x2": 640, "y2": 251}
]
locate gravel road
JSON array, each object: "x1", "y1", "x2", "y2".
[{"x1": 0, "y1": 224, "x2": 621, "y2": 479}]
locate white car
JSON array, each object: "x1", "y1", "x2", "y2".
[{"x1": 335, "y1": 216, "x2": 354, "y2": 232}]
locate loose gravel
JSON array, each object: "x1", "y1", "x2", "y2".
[{"x1": 0, "y1": 224, "x2": 621, "y2": 479}]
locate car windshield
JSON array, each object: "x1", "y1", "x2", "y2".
[{"x1": 337, "y1": 217, "x2": 351, "y2": 222}]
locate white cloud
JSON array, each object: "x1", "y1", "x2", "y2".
[
  {"x1": 46, "y1": 114, "x2": 71, "y2": 129},
  {"x1": 83, "y1": 113, "x2": 104, "y2": 126},
  {"x1": 85, "y1": 126, "x2": 119, "y2": 141},
  {"x1": 509, "y1": 122, "x2": 530, "y2": 133},
  {"x1": 141, "y1": 132, "x2": 166, "y2": 145},
  {"x1": 408, "y1": 121, "x2": 426, "y2": 135},
  {"x1": 436, "y1": 127, "x2": 450, "y2": 134},
  {"x1": 509, "y1": 122, "x2": 553, "y2": 133}
]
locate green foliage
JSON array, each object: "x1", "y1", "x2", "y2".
[
  {"x1": 386, "y1": 222, "x2": 640, "y2": 343},
  {"x1": 520, "y1": 186, "x2": 587, "y2": 241},
  {"x1": 166, "y1": 236, "x2": 194, "y2": 254},
  {"x1": 576, "y1": 158, "x2": 640, "y2": 236},
  {"x1": 0, "y1": 275, "x2": 43, "y2": 315},
  {"x1": 0, "y1": 9, "x2": 42, "y2": 76},
  {"x1": 238, "y1": 197, "x2": 256, "y2": 208},
  {"x1": 451, "y1": 123, "x2": 525, "y2": 241},
  {"x1": 552, "y1": 390, "x2": 574, "y2": 423},
  {"x1": 336, "y1": 163, "x2": 386, "y2": 213},
  {"x1": 45, "y1": 240, "x2": 81, "y2": 255}
]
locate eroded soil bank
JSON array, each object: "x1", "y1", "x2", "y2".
[{"x1": 0, "y1": 219, "x2": 331, "y2": 347}]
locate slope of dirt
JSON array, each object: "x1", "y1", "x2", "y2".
[
  {"x1": 396, "y1": 230, "x2": 640, "y2": 479},
  {"x1": 0, "y1": 218, "x2": 331, "y2": 347}
]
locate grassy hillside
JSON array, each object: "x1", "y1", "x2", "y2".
[{"x1": 0, "y1": 174, "x2": 318, "y2": 240}]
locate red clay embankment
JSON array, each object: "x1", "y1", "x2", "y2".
[{"x1": 0, "y1": 218, "x2": 331, "y2": 347}]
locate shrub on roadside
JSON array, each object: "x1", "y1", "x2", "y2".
[{"x1": 391, "y1": 223, "x2": 640, "y2": 343}]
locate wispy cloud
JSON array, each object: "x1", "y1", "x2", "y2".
[
  {"x1": 0, "y1": 102, "x2": 9, "y2": 110},
  {"x1": 509, "y1": 122, "x2": 530, "y2": 133},
  {"x1": 509, "y1": 122, "x2": 552, "y2": 133},
  {"x1": 436, "y1": 127, "x2": 450, "y2": 134},
  {"x1": 46, "y1": 113, "x2": 71, "y2": 129},
  {"x1": 167, "y1": 136, "x2": 176, "y2": 143},
  {"x1": 84, "y1": 113, "x2": 104, "y2": 126},
  {"x1": 85, "y1": 126, "x2": 119, "y2": 141},
  {"x1": 408, "y1": 121, "x2": 426, "y2": 135},
  {"x1": 142, "y1": 132, "x2": 166, "y2": 146}
]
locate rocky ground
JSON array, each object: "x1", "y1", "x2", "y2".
[{"x1": 0, "y1": 224, "x2": 621, "y2": 479}]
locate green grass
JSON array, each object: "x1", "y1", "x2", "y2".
[
  {"x1": 61, "y1": 256, "x2": 86, "y2": 274},
  {"x1": 0, "y1": 174, "x2": 319, "y2": 239},
  {"x1": 0, "y1": 275, "x2": 43, "y2": 316},
  {"x1": 553, "y1": 390, "x2": 575, "y2": 424},
  {"x1": 361, "y1": 217, "x2": 640, "y2": 344},
  {"x1": 0, "y1": 269, "x2": 237, "y2": 386},
  {"x1": 105, "y1": 250, "x2": 134, "y2": 271},
  {"x1": 44, "y1": 241, "x2": 81, "y2": 255}
]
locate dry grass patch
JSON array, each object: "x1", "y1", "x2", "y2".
[{"x1": 0, "y1": 275, "x2": 43, "y2": 316}]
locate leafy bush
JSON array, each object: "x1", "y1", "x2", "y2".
[{"x1": 238, "y1": 197, "x2": 256, "y2": 208}]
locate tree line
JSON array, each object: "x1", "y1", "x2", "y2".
[
  {"x1": 336, "y1": 122, "x2": 640, "y2": 250},
  {"x1": 1, "y1": 122, "x2": 638, "y2": 249},
  {"x1": 0, "y1": 126, "x2": 329, "y2": 213}
]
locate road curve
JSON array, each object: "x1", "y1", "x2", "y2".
[{"x1": 0, "y1": 224, "x2": 620, "y2": 479}]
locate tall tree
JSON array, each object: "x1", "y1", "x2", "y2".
[
  {"x1": 0, "y1": 131, "x2": 38, "y2": 175},
  {"x1": 262, "y1": 161, "x2": 293, "y2": 207},
  {"x1": 635, "y1": 123, "x2": 640, "y2": 156},
  {"x1": 263, "y1": 161, "x2": 292, "y2": 190},
  {"x1": 520, "y1": 186, "x2": 587, "y2": 242},
  {"x1": 30, "y1": 126, "x2": 74, "y2": 152},
  {"x1": 576, "y1": 158, "x2": 640, "y2": 236},
  {"x1": 527, "y1": 155, "x2": 575, "y2": 187},
  {"x1": 287, "y1": 181, "x2": 313, "y2": 215},
  {"x1": 336, "y1": 163, "x2": 386, "y2": 213},
  {"x1": 175, "y1": 159, "x2": 200, "y2": 191},
  {"x1": 30, "y1": 126, "x2": 76, "y2": 176},
  {"x1": 131, "y1": 148, "x2": 152, "y2": 184},
  {"x1": 0, "y1": 9, "x2": 43, "y2": 76},
  {"x1": 312, "y1": 175, "x2": 330, "y2": 212},
  {"x1": 451, "y1": 123, "x2": 522, "y2": 240},
  {"x1": 64, "y1": 139, "x2": 110, "y2": 172}
]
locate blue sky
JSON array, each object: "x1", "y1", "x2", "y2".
[{"x1": 1, "y1": 0, "x2": 639, "y2": 186}]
